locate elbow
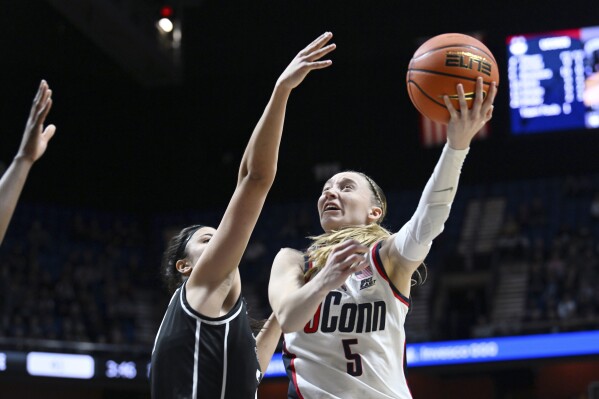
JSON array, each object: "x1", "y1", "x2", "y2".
[
  {"x1": 280, "y1": 322, "x2": 301, "y2": 334},
  {"x1": 241, "y1": 166, "x2": 277, "y2": 188},
  {"x1": 273, "y1": 311, "x2": 302, "y2": 334},
  {"x1": 247, "y1": 167, "x2": 277, "y2": 183}
]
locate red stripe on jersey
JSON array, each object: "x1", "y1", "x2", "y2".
[
  {"x1": 283, "y1": 342, "x2": 306, "y2": 399},
  {"x1": 370, "y1": 242, "x2": 410, "y2": 307}
]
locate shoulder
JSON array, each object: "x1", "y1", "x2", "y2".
[
  {"x1": 276, "y1": 247, "x2": 304, "y2": 260},
  {"x1": 273, "y1": 247, "x2": 305, "y2": 272}
]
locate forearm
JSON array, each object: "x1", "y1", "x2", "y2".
[
  {"x1": 395, "y1": 143, "x2": 469, "y2": 261},
  {"x1": 0, "y1": 157, "x2": 34, "y2": 244},
  {"x1": 239, "y1": 84, "x2": 292, "y2": 183},
  {"x1": 273, "y1": 278, "x2": 329, "y2": 333},
  {"x1": 256, "y1": 313, "x2": 282, "y2": 373}
]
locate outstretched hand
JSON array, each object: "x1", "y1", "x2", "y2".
[
  {"x1": 16, "y1": 80, "x2": 56, "y2": 163},
  {"x1": 312, "y1": 239, "x2": 370, "y2": 291},
  {"x1": 276, "y1": 32, "x2": 336, "y2": 91},
  {"x1": 444, "y1": 77, "x2": 497, "y2": 150}
]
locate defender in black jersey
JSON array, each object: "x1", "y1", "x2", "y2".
[
  {"x1": 152, "y1": 283, "x2": 261, "y2": 398},
  {"x1": 150, "y1": 33, "x2": 337, "y2": 399}
]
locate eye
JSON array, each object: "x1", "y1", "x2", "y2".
[
  {"x1": 322, "y1": 186, "x2": 331, "y2": 193},
  {"x1": 201, "y1": 236, "x2": 212, "y2": 244},
  {"x1": 342, "y1": 184, "x2": 354, "y2": 191}
]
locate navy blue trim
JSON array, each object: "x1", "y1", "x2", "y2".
[
  {"x1": 302, "y1": 255, "x2": 311, "y2": 273},
  {"x1": 373, "y1": 242, "x2": 411, "y2": 306}
]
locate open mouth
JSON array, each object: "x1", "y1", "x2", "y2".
[{"x1": 323, "y1": 204, "x2": 340, "y2": 213}]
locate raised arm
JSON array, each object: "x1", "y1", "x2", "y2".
[
  {"x1": 187, "y1": 33, "x2": 336, "y2": 291},
  {"x1": 269, "y1": 241, "x2": 369, "y2": 333},
  {"x1": 380, "y1": 77, "x2": 498, "y2": 296},
  {"x1": 0, "y1": 80, "x2": 56, "y2": 245}
]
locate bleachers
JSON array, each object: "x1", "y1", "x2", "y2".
[{"x1": 1, "y1": 173, "x2": 598, "y2": 350}]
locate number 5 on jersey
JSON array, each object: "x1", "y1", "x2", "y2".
[{"x1": 342, "y1": 339, "x2": 363, "y2": 376}]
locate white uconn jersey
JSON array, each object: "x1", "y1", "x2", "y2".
[{"x1": 283, "y1": 242, "x2": 412, "y2": 399}]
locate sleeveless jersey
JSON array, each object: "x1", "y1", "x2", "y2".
[
  {"x1": 151, "y1": 283, "x2": 261, "y2": 399},
  {"x1": 283, "y1": 241, "x2": 412, "y2": 399}
]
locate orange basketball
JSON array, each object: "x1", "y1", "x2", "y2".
[{"x1": 406, "y1": 33, "x2": 499, "y2": 124}]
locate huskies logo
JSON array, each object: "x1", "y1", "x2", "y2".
[{"x1": 360, "y1": 277, "x2": 375, "y2": 290}]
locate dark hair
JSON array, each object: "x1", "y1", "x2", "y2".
[{"x1": 161, "y1": 225, "x2": 204, "y2": 294}]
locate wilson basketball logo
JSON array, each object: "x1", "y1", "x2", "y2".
[{"x1": 445, "y1": 51, "x2": 492, "y2": 76}]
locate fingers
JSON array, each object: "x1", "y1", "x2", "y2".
[
  {"x1": 300, "y1": 32, "x2": 333, "y2": 57},
  {"x1": 32, "y1": 80, "x2": 45, "y2": 105},
  {"x1": 446, "y1": 78, "x2": 497, "y2": 122},
  {"x1": 334, "y1": 239, "x2": 368, "y2": 253},
  {"x1": 36, "y1": 96, "x2": 53, "y2": 125},
  {"x1": 443, "y1": 95, "x2": 459, "y2": 120},
  {"x1": 306, "y1": 60, "x2": 333, "y2": 70},
  {"x1": 456, "y1": 83, "x2": 468, "y2": 115},
  {"x1": 31, "y1": 83, "x2": 52, "y2": 121},
  {"x1": 306, "y1": 43, "x2": 336, "y2": 62},
  {"x1": 470, "y1": 77, "x2": 484, "y2": 115},
  {"x1": 330, "y1": 240, "x2": 369, "y2": 268},
  {"x1": 483, "y1": 81, "x2": 498, "y2": 111},
  {"x1": 42, "y1": 124, "x2": 57, "y2": 142}
]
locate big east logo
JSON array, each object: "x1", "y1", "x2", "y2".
[{"x1": 445, "y1": 51, "x2": 492, "y2": 76}]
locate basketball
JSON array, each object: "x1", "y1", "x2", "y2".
[{"x1": 406, "y1": 33, "x2": 500, "y2": 124}]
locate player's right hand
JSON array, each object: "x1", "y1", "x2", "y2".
[{"x1": 312, "y1": 239, "x2": 369, "y2": 291}]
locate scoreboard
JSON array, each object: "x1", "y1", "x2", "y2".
[{"x1": 507, "y1": 25, "x2": 599, "y2": 134}]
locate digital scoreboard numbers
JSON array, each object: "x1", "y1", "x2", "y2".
[{"x1": 508, "y1": 26, "x2": 599, "y2": 134}]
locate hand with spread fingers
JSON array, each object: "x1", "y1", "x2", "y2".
[
  {"x1": 17, "y1": 80, "x2": 57, "y2": 164},
  {"x1": 276, "y1": 31, "x2": 336, "y2": 91},
  {"x1": 310, "y1": 239, "x2": 370, "y2": 291},
  {"x1": 0, "y1": 79, "x2": 57, "y2": 245},
  {"x1": 444, "y1": 76, "x2": 497, "y2": 150}
]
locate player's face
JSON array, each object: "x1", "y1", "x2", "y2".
[
  {"x1": 184, "y1": 226, "x2": 217, "y2": 265},
  {"x1": 318, "y1": 172, "x2": 379, "y2": 233}
]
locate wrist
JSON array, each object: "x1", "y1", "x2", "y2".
[
  {"x1": 274, "y1": 81, "x2": 293, "y2": 96},
  {"x1": 444, "y1": 141, "x2": 471, "y2": 154},
  {"x1": 13, "y1": 153, "x2": 35, "y2": 167},
  {"x1": 310, "y1": 271, "x2": 334, "y2": 297}
]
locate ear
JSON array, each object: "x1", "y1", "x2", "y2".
[
  {"x1": 175, "y1": 259, "x2": 193, "y2": 276},
  {"x1": 367, "y1": 206, "x2": 383, "y2": 224}
]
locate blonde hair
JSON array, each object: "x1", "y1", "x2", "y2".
[
  {"x1": 305, "y1": 171, "x2": 427, "y2": 286},
  {"x1": 305, "y1": 224, "x2": 391, "y2": 281}
]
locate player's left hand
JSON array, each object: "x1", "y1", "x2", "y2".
[
  {"x1": 444, "y1": 77, "x2": 497, "y2": 150},
  {"x1": 276, "y1": 32, "x2": 336, "y2": 91},
  {"x1": 16, "y1": 80, "x2": 56, "y2": 163}
]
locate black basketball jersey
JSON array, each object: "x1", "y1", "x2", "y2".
[{"x1": 151, "y1": 283, "x2": 261, "y2": 399}]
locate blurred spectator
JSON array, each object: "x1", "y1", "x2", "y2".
[
  {"x1": 1, "y1": 173, "x2": 599, "y2": 350},
  {"x1": 496, "y1": 214, "x2": 530, "y2": 260},
  {"x1": 591, "y1": 192, "x2": 599, "y2": 221}
]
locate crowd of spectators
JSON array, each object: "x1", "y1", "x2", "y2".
[
  {"x1": 0, "y1": 175, "x2": 598, "y2": 350},
  {"x1": 0, "y1": 208, "x2": 147, "y2": 347}
]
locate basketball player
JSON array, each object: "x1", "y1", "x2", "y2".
[
  {"x1": 269, "y1": 77, "x2": 497, "y2": 398},
  {"x1": 150, "y1": 32, "x2": 336, "y2": 399},
  {"x1": 0, "y1": 80, "x2": 56, "y2": 245}
]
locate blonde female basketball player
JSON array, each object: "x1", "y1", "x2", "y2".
[
  {"x1": 151, "y1": 33, "x2": 336, "y2": 399},
  {"x1": 269, "y1": 76, "x2": 497, "y2": 398}
]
